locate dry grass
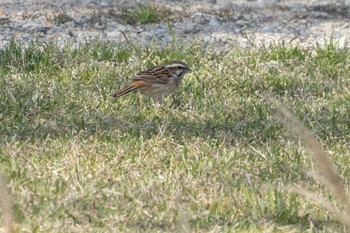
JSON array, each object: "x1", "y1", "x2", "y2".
[
  {"x1": 0, "y1": 175, "x2": 14, "y2": 233},
  {"x1": 270, "y1": 97, "x2": 350, "y2": 229}
]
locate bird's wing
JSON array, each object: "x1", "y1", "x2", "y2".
[{"x1": 132, "y1": 67, "x2": 173, "y2": 84}]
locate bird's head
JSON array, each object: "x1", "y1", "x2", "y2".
[{"x1": 165, "y1": 61, "x2": 192, "y2": 77}]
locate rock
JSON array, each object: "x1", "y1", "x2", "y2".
[
  {"x1": 236, "y1": 19, "x2": 248, "y2": 27},
  {"x1": 75, "y1": 16, "x2": 88, "y2": 25},
  {"x1": 36, "y1": 26, "x2": 51, "y2": 33},
  {"x1": 310, "y1": 11, "x2": 329, "y2": 18},
  {"x1": 209, "y1": 16, "x2": 220, "y2": 27},
  {"x1": 22, "y1": 22, "x2": 46, "y2": 31},
  {"x1": 106, "y1": 30, "x2": 121, "y2": 38},
  {"x1": 100, "y1": 1, "x2": 111, "y2": 7}
]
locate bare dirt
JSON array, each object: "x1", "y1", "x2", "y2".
[{"x1": 0, "y1": 0, "x2": 349, "y2": 49}]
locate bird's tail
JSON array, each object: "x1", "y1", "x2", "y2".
[{"x1": 111, "y1": 85, "x2": 138, "y2": 98}]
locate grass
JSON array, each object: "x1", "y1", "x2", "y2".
[
  {"x1": 123, "y1": 4, "x2": 165, "y2": 24},
  {"x1": 53, "y1": 13, "x2": 72, "y2": 26},
  {"x1": 0, "y1": 37, "x2": 350, "y2": 232}
]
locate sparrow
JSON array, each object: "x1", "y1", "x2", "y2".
[{"x1": 111, "y1": 61, "x2": 192, "y2": 100}]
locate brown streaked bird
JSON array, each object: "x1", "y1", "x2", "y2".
[{"x1": 111, "y1": 61, "x2": 191, "y2": 100}]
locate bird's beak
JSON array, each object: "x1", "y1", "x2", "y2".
[{"x1": 186, "y1": 68, "x2": 192, "y2": 72}]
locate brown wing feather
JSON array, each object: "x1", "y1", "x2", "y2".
[{"x1": 133, "y1": 67, "x2": 173, "y2": 84}]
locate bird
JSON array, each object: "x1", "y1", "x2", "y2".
[{"x1": 111, "y1": 61, "x2": 192, "y2": 101}]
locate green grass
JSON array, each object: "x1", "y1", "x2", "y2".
[
  {"x1": 124, "y1": 4, "x2": 165, "y2": 24},
  {"x1": 53, "y1": 13, "x2": 72, "y2": 26},
  {"x1": 0, "y1": 38, "x2": 350, "y2": 232}
]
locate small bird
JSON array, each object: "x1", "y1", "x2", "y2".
[{"x1": 111, "y1": 61, "x2": 191, "y2": 100}]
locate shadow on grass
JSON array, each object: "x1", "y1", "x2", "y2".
[{"x1": 1, "y1": 106, "x2": 283, "y2": 147}]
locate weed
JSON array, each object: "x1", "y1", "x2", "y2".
[{"x1": 125, "y1": 4, "x2": 164, "y2": 24}]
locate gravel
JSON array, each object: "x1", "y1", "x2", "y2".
[{"x1": 0, "y1": 0, "x2": 349, "y2": 49}]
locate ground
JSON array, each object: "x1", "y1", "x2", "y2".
[
  {"x1": 0, "y1": 1, "x2": 350, "y2": 232},
  {"x1": 0, "y1": 0, "x2": 350, "y2": 48}
]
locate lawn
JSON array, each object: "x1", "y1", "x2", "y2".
[{"x1": 0, "y1": 37, "x2": 350, "y2": 232}]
